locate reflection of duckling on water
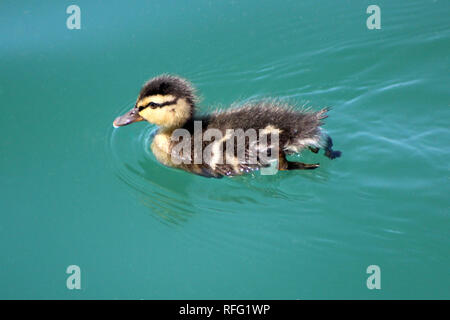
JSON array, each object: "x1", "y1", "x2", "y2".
[{"x1": 113, "y1": 75, "x2": 341, "y2": 178}]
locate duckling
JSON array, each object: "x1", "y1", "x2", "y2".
[{"x1": 113, "y1": 75, "x2": 341, "y2": 178}]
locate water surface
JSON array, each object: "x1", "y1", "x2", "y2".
[{"x1": 1, "y1": 0, "x2": 449, "y2": 299}]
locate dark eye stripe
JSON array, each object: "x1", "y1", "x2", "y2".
[{"x1": 138, "y1": 98, "x2": 179, "y2": 111}]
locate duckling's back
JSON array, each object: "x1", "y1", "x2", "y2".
[
  {"x1": 156, "y1": 101, "x2": 339, "y2": 177},
  {"x1": 167, "y1": 101, "x2": 333, "y2": 177},
  {"x1": 205, "y1": 101, "x2": 328, "y2": 154}
]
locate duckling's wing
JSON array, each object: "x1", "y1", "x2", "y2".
[
  {"x1": 210, "y1": 145, "x2": 272, "y2": 177},
  {"x1": 214, "y1": 163, "x2": 263, "y2": 177},
  {"x1": 210, "y1": 103, "x2": 329, "y2": 155},
  {"x1": 198, "y1": 166, "x2": 224, "y2": 178}
]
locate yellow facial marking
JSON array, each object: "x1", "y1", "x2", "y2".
[
  {"x1": 136, "y1": 95, "x2": 176, "y2": 108},
  {"x1": 138, "y1": 97, "x2": 191, "y2": 128}
]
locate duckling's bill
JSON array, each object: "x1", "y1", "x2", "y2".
[{"x1": 113, "y1": 108, "x2": 143, "y2": 128}]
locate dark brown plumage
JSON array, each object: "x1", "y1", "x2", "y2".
[
  {"x1": 206, "y1": 103, "x2": 327, "y2": 154},
  {"x1": 139, "y1": 74, "x2": 196, "y2": 106}
]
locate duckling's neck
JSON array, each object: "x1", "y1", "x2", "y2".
[
  {"x1": 151, "y1": 113, "x2": 196, "y2": 167},
  {"x1": 163, "y1": 100, "x2": 194, "y2": 129},
  {"x1": 151, "y1": 127, "x2": 176, "y2": 167},
  {"x1": 158, "y1": 126, "x2": 178, "y2": 136}
]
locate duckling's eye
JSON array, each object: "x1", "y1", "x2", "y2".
[{"x1": 137, "y1": 102, "x2": 158, "y2": 112}]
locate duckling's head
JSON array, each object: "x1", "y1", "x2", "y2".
[{"x1": 113, "y1": 75, "x2": 196, "y2": 129}]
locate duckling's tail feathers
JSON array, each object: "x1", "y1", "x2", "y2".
[
  {"x1": 316, "y1": 107, "x2": 330, "y2": 121},
  {"x1": 283, "y1": 106, "x2": 342, "y2": 160},
  {"x1": 282, "y1": 107, "x2": 330, "y2": 153}
]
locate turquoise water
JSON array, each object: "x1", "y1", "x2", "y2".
[{"x1": 1, "y1": 0, "x2": 449, "y2": 299}]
